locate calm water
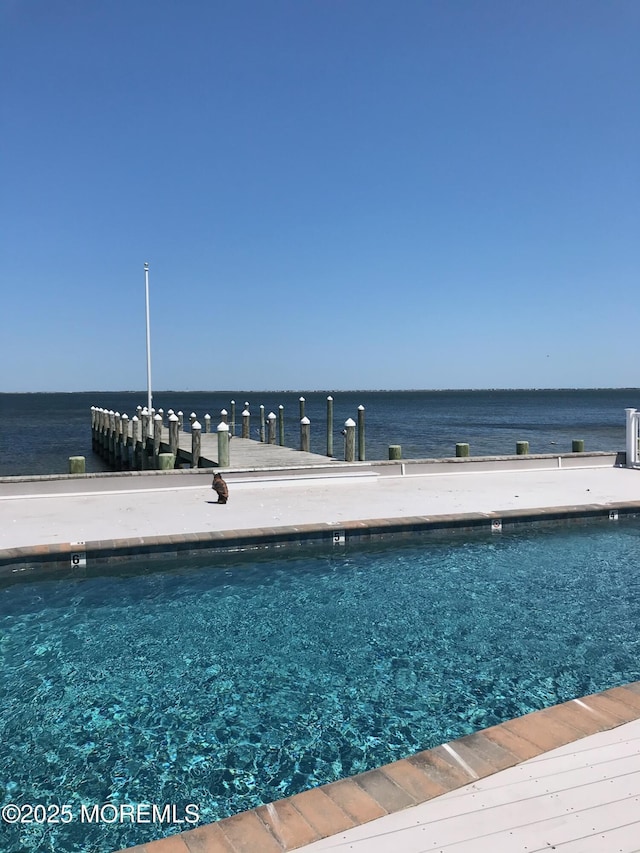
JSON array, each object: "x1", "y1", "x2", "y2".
[
  {"x1": 2, "y1": 522, "x2": 640, "y2": 852},
  {"x1": 0, "y1": 388, "x2": 636, "y2": 476}
]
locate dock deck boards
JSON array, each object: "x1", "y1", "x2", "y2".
[{"x1": 161, "y1": 428, "x2": 344, "y2": 469}]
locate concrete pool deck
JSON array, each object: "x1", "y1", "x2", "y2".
[
  {"x1": 1, "y1": 453, "x2": 639, "y2": 570},
  {"x1": 2, "y1": 454, "x2": 640, "y2": 851}
]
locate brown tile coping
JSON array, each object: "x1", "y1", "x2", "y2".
[
  {"x1": 113, "y1": 682, "x2": 640, "y2": 853},
  {"x1": 3, "y1": 502, "x2": 640, "y2": 576}
]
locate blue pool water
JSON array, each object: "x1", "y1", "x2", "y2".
[{"x1": 2, "y1": 522, "x2": 640, "y2": 852}]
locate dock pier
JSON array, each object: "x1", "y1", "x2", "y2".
[{"x1": 90, "y1": 406, "x2": 349, "y2": 470}]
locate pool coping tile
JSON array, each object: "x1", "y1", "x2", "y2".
[
  {"x1": 478, "y1": 722, "x2": 549, "y2": 761},
  {"x1": 539, "y1": 699, "x2": 615, "y2": 735},
  {"x1": 407, "y1": 743, "x2": 476, "y2": 789},
  {"x1": 581, "y1": 691, "x2": 640, "y2": 723},
  {"x1": 180, "y1": 822, "x2": 237, "y2": 852},
  {"x1": 215, "y1": 809, "x2": 282, "y2": 853},
  {"x1": 321, "y1": 778, "x2": 388, "y2": 824},
  {"x1": 4, "y1": 500, "x2": 640, "y2": 570},
  {"x1": 374, "y1": 758, "x2": 448, "y2": 802},
  {"x1": 254, "y1": 802, "x2": 320, "y2": 849},
  {"x1": 499, "y1": 709, "x2": 587, "y2": 752},
  {"x1": 285, "y1": 787, "x2": 356, "y2": 838},
  {"x1": 607, "y1": 685, "x2": 640, "y2": 711},
  {"x1": 352, "y1": 767, "x2": 417, "y2": 812},
  {"x1": 449, "y1": 730, "x2": 522, "y2": 772}
]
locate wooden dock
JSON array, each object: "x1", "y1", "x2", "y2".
[
  {"x1": 90, "y1": 408, "x2": 347, "y2": 471},
  {"x1": 159, "y1": 429, "x2": 344, "y2": 469}
]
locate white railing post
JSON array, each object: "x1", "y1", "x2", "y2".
[{"x1": 625, "y1": 408, "x2": 639, "y2": 467}]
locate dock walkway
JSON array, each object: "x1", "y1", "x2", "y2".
[{"x1": 171, "y1": 431, "x2": 343, "y2": 469}]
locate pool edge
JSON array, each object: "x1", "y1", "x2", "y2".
[
  {"x1": 116, "y1": 681, "x2": 640, "y2": 853},
  {"x1": 3, "y1": 500, "x2": 640, "y2": 578}
]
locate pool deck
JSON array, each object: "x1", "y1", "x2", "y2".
[
  {"x1": 1, "y1": 452, "x2": 639, "y2": 567},
  {"x1": 2, "y1": 453, "x2": 640, "y2": 851}
]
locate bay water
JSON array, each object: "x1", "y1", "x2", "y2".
[{"x1": 0, "y1": 388, "x2": 636, "y2": 477}]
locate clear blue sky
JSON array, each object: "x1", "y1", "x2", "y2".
[{"x1": 2, "y1": 0, "x2": 638, "y2": 392}]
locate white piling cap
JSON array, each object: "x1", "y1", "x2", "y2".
[
  {"x1": 154, "y1": 413, "x2": 163, "y2": 420},
  {"x1": 132, "y1": 415, "x2": 139, "y2": 422},
  {"x1": 192, "y1": 420, "x2": 201, "y2": 430},
  {"x1": 279, "y1": 404, "x2": 284, "y2": 410},
  {"x1": 122, "y1": 413, "x2": 129, "y2": 419},
  {"x1": 327, "y1": 395, "x2": 333, "y2": 401},
  {"x1": 299, "y1": 396, "x2": 305, "y2": 401},
  {"x1": 231, "y1": 400, "x2": 235, "y2": 404},
  {"x1": 217, "y1": 421, "x2": 229, "y2": 432},
  {"x1": 115, "y1": 411, "x2": 120, "y2": 417},
  {"x1": 267, "y1": 412, "x2": 276, "y2": 419},
  {"x1": 168, "y1": 409, "x2": 174, "y2": 415},
  {"x1": 358, "y1": 405, "x2": 365, "y2": 410},
  {"x1": 301, "y1": 416, "x2": 310, "y2": 424},
  {"x1": 242, "y1": 409, "x2": 250, "y2": 416},
  {"x1": 177, "y1": 410, "x2": 183, "y2": 415},
  {"x1": 141, "y1": 408, "x2": 148, "y2": 415},
  {"x1": 169, "y1": 413, "x2": 179, "y2": 421},
  {"x1": 204, "y1": 413, "x2": 211, "y2": 419},
  {"x1": 190, "y1": 411, "x2": 197, "y2": 418},
  {"x1": 344, "y1": 418, "x2": 356, "y2": 427},
  {"x1": 220, "y1": 409, "x2": 228, "y2": 415}
]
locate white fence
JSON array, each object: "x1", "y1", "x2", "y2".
[{"x1": 626, "y1": 408, "x2": 639, "y2": 467}]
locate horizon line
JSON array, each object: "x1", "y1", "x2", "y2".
[{"x1": 2, "y1": 386, "x2": 640, "y2": 395}]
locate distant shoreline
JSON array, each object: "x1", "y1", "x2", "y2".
[{"x1": 2, "y1": 386, "x2": 640, "y2": 396}]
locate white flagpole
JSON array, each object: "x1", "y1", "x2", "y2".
[{"x1": 144, "y1": 262, "x2": 152, "y2": 414}]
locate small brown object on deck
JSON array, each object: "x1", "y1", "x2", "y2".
[{"x1": 212, "y1": 473, "x2": 229, "y2": 504}]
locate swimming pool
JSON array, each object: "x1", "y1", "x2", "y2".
[{"x1": 2, "y1": 520, "x2": 640, "y2": 852}]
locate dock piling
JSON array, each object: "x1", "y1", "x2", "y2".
[
  {"x1": 158, "y1": 453, "x2": 175, "y2": 470},
  {"x1": 217, "y1": 421, "x2": 230, "y2": 467},
  {"x1": 132, "y1": 416, "x2": 140, "y2": 468},
  {"x1": 169, "y1": 413, "x2": 179, "y2": 462},
  {"x1": 121, "y1": 413, "x2": 130, "y2": 468},
  {"x1": 358, "y1": 405, "x2": 366, "y2": 461},
  {"x1": 191, "y1": 421, "x2": 202, "y2": 468},
  {"x1": 326, "y1": 396, "x2": 333, "y2": 457},
  {"x1": 300, "y1": 417, "x2": 310, "y2": 452},
  {"x1": 267, "y1": 412, "x2": 276, "y2": 444},
  {"x1": 68, "y1": 456, "x2": 85, "y2": 474},
  {"x1": 153, "y1": 414, "x2": 163, "y2": 467},
  {"x1": 344, "y1": 418, "x2": 356, "y2": 462}
]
